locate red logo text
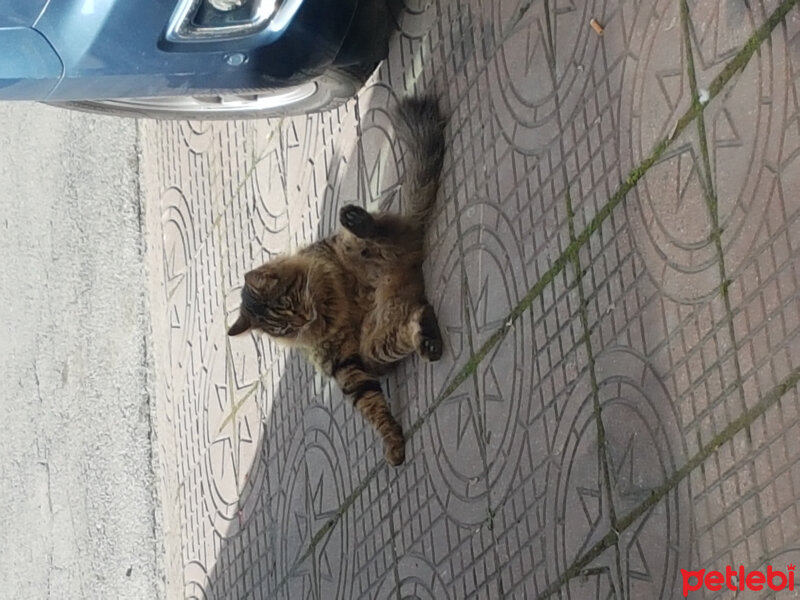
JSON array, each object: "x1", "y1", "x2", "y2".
[{"x1": 681, "y1": 565, "x2": 795, "y2": 596}]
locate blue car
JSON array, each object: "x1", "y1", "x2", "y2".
[{"x1": 1, "y1": 0, "x2": 389, "y2": 118}]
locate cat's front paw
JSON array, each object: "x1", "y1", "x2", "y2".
[{"x1": 340, "y1": 204, "x2": 375, "y2": 237}]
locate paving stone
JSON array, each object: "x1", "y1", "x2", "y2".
[{"x1": 140, "y1": 0, "x2": 800, "y2": 597}]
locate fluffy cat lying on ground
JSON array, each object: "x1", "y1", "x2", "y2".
[{"x1": 228, "y1": 96, "x2": 445, "y2": 465}]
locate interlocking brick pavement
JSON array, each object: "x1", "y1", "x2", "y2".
[{"x1": 141, "y1": 0, "x2": 800, "y2": 597}]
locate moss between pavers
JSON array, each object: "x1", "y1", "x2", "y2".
[{"x1": 273, "y1": 0, "x2": 800, "y2": 593}]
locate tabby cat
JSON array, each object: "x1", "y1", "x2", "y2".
[{"x1": 227, "y1": 96, "x2": 446, "y2": 466}]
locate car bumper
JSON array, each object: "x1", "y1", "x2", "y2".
[
  {"x1": 0, "y1": 0, "x2": 360, "y2": 101},
  {"x1": 0, "y1": 27, "x2": 62, "y2": 100}
]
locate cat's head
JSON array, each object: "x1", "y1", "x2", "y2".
[{"x1": 227, "y1": 260, "x2": 312, "y2": 339}]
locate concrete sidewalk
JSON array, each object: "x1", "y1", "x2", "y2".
[
  {"x1": 0, "y1": 104, "x2": 162, "y2": 599},
  {"x1": 142, "y1": 0, "x2": 800, "y2": 597}
]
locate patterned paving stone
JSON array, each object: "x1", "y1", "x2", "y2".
[{"x1": 141, "y1": 0, "x2": 800, "y2": 597}]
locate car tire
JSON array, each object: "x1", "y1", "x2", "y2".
[{"x1": 47, "y1": 67, "x2": 372, "y2": 120}]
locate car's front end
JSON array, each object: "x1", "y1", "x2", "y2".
[{"x1": 0, "y1": 0, "x2": 389, "y2": 118}]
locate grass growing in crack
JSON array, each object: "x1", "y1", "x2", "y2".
[
  {"x1": 270, "y1": 0, "x2": 800, "y2": 592},
  {"x1": 272, "y1": 89, "x2": 697, "y2": 596},
  {"x1": 680, "y1": 0, "x2": 751, "y2": 432},
  {"x1": 539, "y1": 366, "x2": 800, "y2": 598}
]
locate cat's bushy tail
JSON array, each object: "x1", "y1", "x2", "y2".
[{"x1": 394, "y1": 95, "x2": 446, "y2": 228}]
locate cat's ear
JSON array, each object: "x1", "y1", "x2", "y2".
[
  {"x1": 227, "y1": 312, "x2": 252, "y2": 336},
  {"x1": 245, "y1": 268, "x2": 291, "y2": 298},
  {"x1": 244, "y1": 269, "x2": 269, "y2": 290},
  {"x1": 244, "y1": 269, "x2": 281, "y2": 292}
]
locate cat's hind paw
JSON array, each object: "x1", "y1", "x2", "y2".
[
  {"x1": 340, "y1": 204, "x2": 376, "y2": 237},
  {"x1": 418, "y1": 304, "x2": 443, "y2": 361},
  {"x1": 420, "y1": 336, "x2": 443, "y2": 362}
]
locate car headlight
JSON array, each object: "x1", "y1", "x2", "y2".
[
  {"x1": 208, "y1": 0, "x2": 246, "y2": 10},
  {"x1": 164, "y1": 0, "x2": 303, "y2": 48}
]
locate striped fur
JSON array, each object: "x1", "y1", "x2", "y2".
[{"x1": 227, "y1": 96, "x2": 446, "y2": 466}]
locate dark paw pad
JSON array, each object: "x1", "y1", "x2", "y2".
[
  {"x1": 339, "y1": 204, "x2": 375, "y2": 237},
  {"x1": 419, "y1": 304, "x2": 443, "y2": 361},
  {"x1": 420, "y1": 336, "x2": 443, "y2": 361}
]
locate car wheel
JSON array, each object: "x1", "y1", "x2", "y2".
[{"x1": 47, "y1": 68, "x2": 369, "y2": 120}]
